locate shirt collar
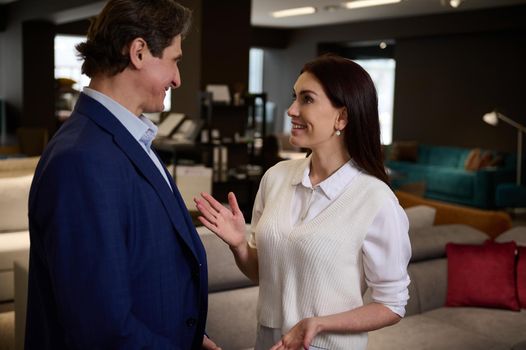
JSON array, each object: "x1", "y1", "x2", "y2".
[
  {"x1": 291, "y1": 155, "x2": 361, "y2": 200},
  {"x1": 83, "y1": 87, "x2": 158, "y2": 150}
]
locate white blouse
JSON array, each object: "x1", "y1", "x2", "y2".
[{"x1": 250, "y1": 159, "x2": 411, "y2": 317}]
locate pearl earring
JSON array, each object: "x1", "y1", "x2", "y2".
[{"x1": 335, "y1": 130, "x2": 341, "y2": 136}]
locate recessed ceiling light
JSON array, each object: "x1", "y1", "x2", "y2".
[
  {"x1": 343, "y1": 0, "x2": 402, "y2": 10},
  {"x1": 449, "y1": 0, "x2": 463, "y2": 8},
  {"x1": 271, "y1": 7, "x2": 317, "y2": 18},
  {"x1": 440, "y1": 0, "x2": 465, "y2": 8},
  {"x1": 379, "y1": 41, "x2": 387, "y2": 49}
]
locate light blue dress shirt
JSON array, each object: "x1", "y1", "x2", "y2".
[{"x1": 83, "y1": 87, "x2": 173, "y2": 191}]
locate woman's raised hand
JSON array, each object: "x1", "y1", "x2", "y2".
[{"x1": 194, "y1": 192, "x2": 247, "y2": 249}]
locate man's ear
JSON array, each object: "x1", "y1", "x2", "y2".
[{"x1": 129, "y1": 38, "x2": 147, "y2": 69}]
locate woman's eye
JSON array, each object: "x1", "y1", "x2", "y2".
[{"x1": 303, "y1": 95, "x2": 313, "y2": 104}]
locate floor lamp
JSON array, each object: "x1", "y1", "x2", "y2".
[{"x1": 483, "y1": 110, "x2": 526, "y2": 186}]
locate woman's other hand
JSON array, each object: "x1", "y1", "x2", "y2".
[{"x1": 270, "y1": 318, "x2": 321, "y2": 350}]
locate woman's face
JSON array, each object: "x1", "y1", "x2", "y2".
[{"x1": 287, "y1": 72, "x2": 346, "y2": 151}]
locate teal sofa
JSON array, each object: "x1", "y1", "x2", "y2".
[{"x1": 386, "y1": 144, "x2": 516, "y2": 209}]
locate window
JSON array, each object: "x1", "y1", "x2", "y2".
[
  {"x1": 319, "y1": 40, "x2": 396, "y2": 145},
  {"x1": 54, "y1": 34, "x2": 171, "y2": 111},
  {"x1": 249, "y1": 48, "x2": 264, "y2": 94},
  {"x1": 54, "y1": 35, "x2": 90, "y2": 91},
  {"x1": 355, "y1": 58, "x2": 396, "y2": 145}
]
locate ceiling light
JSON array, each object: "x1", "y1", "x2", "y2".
[
  {"x1": 379, "y1": 41, "x2": 387, "y2": 49},
  {"x1": 440, "y1": 0, "x2": 465, "y2": 8},
  {"x1": 271, "y1": 7, "x2": 317, "y2": 18},
  {"x1": 343, "y1": 0, "x2": 402, "y2": 10}
]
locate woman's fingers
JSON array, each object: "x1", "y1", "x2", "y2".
[
  {"x1": 194, "y1": 198, "x2": 218, "y2": 223},
  {"x1": 200, "y1": 192, "x2": 229, "y2": 214},
  {"x1": 227, "y1": 192, "x2": 242, "y2": 216},
  {"x1": 270, "y1": 340, "x2": 284, "y2": 350}
]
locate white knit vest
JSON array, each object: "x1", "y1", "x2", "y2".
[{"x1": 254, "y1": 158, "x2": 394, "y2": 349}]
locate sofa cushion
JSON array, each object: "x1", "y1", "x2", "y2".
[
  {"x1": 498, "y1": 228, "x2": 526, "y2": 308},
  {"x1": 407, "y1": 258, "x2": 447, "y2": 314},
  {"x1": 464, "y1": 148, "x2": 481, "y2": 171},
  {"x1": 426, "y1": 168, "x2": 474, "y2": 198},
  {"x1": 405, "y1": 205, "x2": 436, "y2": 230},
  {"x1": 495, "y1": 226, "x2": 526, "y2": 246},
  {"x1": 424, "y1": 307, "x2": 526, "y2": 348},
  {"x1": 409, "y1": 224, "x2": 487, "y2": 262},
  {"x1": 425, "y1": 146, "x2": 468, "y2": 168},
  {"x1": 446, "y1": 241, "x2": 520, "y2": 310},
  {"x1": 0, "y1": 175, "x2": 33, "y2": 232},
  {"x1": 0, "y1": 231, "x2": 30, "y2": 271},
  {"x1": 390, "y1": 141, "x2": 418, "y2": 162},
  {"x1": 0, "y1": 157, "x2": 39, "y2": 178},
  {"x1": 0, "y1": 231, "x2": 29, "y2": 302},
  {"x1": 196, "y1": 225, "x2": 255, "y2": 292},
  {"x1": 518, "y1": 247, "x2": 526, "y2": 309},
  {"x1": 368, "y1": 312, "x2": 509, "y2": 350},
  {"x1": 517, "y1": 247, "x2": 526, "y2": 309},
  {"x1": 206, "y1": 286, "x2": 258, "y2": 350}
]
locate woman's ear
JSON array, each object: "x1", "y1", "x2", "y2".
[
  {"x1": 129, "y1": 38, "x2": 147, "y2": 69},
  {"x1": 336, "y1": 107, "x2": 349, "y2": 131}
]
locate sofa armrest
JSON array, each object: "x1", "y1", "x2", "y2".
[
  {"x1": 395, "y1": 191, "x2": 512, "y2": 238},
  {"x1": 472, "y1": 168, "x2": 515, "y2": 208},
  {"x1": 197, "y1": 225, "x2": 256, "y2": 292}
]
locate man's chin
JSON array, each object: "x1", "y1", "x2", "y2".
[{"x1": 144, "y1": 105, "x2": 164, "y2": 114}]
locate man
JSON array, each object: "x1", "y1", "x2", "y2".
[{"x1": 25, "y1": 1, "x2": 219, "y2": 349}]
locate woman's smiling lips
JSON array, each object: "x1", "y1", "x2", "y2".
[{"x1": 291, "y1": 122, "x2": 306, "y2": 130}]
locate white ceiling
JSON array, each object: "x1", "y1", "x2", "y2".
[
  {"x1": 3, "y1": 0, "x2": 526, "y2": 28},
  {"x1": 252, "y1": 0, "x2": 526, "y2": 28}
]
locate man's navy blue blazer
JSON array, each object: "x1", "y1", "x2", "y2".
[{"x1": 25, "y1": 93, "x2": 208, "y2": 349}]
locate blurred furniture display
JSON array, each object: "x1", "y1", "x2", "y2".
[
  {"x1": 496, "y1": 183, "x2": 526, "y2": 209},
  {"x1": 55, "y1": 77, "x2": 80, "y2": 123},
  {"x1": 368, "y1": 224, "x2": 526, "y2": 350},
  {"x1": 386, "y1": 142, "x2": 516, "y2": 208},
  {"x1": 0, "y1": 157, "x2": 36, "y2": 302},
  {"x1": 395, "y1": 190, "x2": 512, "y2": 239},
  {"x1": 200, "y1": 92, "x2": 267, "y2": 166},
  {"x1": 16, "y1": 127, "x2": 49, "y2": 157},
  {"x1": 165, "y1": 164, "x2": 213, "y2": 209}
]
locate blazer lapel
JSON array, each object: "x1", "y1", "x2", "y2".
[{"x1": 74, "y1": 94, "x2": 200, "y2": 261}]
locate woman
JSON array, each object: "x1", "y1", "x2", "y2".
[{"x1": 194, "y1": 55, "x2": 411, "y2": 350}]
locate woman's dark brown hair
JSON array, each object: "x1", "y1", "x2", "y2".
[
  {"x1": 76, "y1": 0, "x2": 191, "y2": 78},
  {"x1": 301, "y1": 54, "x2": 389, "y2": 184}
]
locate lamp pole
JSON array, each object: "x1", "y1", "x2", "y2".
[
  {"x1": 495, "y1": 112, "x2": 525, "y2": 186},
  {"x1": 484, "y1": 111, "x2": 526, "y2": 186}
]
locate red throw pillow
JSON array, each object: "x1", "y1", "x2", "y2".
[
  {"x1": 446, "y1": 241, "x2": 519, "y2": 310},
  {"x1": 518, "y1": 247, "x2": 526, "y2": 309}
]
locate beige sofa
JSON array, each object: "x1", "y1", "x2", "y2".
[
  {"x1": 199, "y1": 224, "x2": 526, "y2": 350},
  {"x1": 368, "y1": 225, "x2": 526, "y2": 350},
  {"x1": 0, "y1": 157, "x2": 36, "y2": 302}
]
